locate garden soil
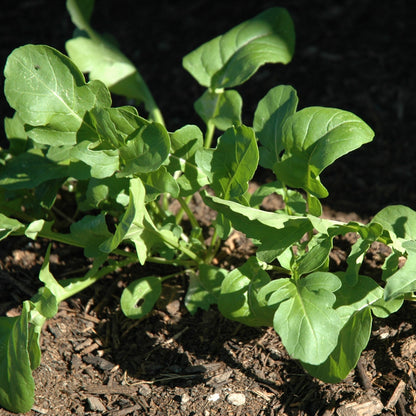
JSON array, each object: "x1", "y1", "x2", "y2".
[{"x1": 1, "y1": 1, "x2": 416, "y2": 415}]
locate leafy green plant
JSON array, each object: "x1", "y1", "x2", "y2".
[{"x1": 1, "y1": 1, "x2": 415, "y2": 412}]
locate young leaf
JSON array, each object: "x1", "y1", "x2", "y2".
[
  {"x1": 275, "y1": 107, "x2": 374, "y2": 198},
  {"x1": 211, "y1": 125, "x2": 259, "y2": 200},
  {"x1": 99, "y1": 178, "x2": 175, "y2": 264},
  {"x1": 384, "y1": 240, "x2": 416, "y2": 301},
  {"x1": 183, "y1": 7, "x2": 295, "y2": 89},
  {"x1": 254, "y1": 85, "x2": 298, "y2": 169},
  {"x1": 120, "y1": 277, "x2": 162, "y2": 319},
  {"x1": 167, "y1": 125, "x2": 209, "y2": 196},
  {"x1": 141, "y1": 166, "x2": 180, "y2": 201},
  {"x1": 266, "y1": 272, "x2": 342, "y2": 365},
  {"x1": 0, "y1": 301, "x2": 35, "y2": 413},
  {"x1": 70, "y1": 140, "x2": 120, "y2": 178},
  {"x1": 4, "y1": 45, "x2": 110, "y2": 145},
  {"x1": 194, "y1": 90, "x2": 242, "y2": 131},
  {"x1": 295, "y1": 233, "x2": 334, "y2": 276}
]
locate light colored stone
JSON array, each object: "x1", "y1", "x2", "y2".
[{"x1": 226, "y1": 392, "x2": 246, "y2": 406}]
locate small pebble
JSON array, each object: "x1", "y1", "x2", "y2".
[
  {"x1": 207, "y1": 392, "x2": 220, "y2": 402},
  {"x1": 226, "y1": 392, "x2": 246, "y2": 406},
  {"x1": 181, "y1": 393, "x2": 191, "y2": 404},
  {"x1": 87, "y1": 396, "x2": 106, "y2": 412}
]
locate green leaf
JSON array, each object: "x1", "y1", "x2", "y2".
[
  {"x1": 0, "y1": 213, "x2": 24, "y2": 240},
  {"x1": 65, "y1": 0, "x2": 155, "y2": 107},
  {"x1": 267, "y1": 272, "x2": 342, "y2": 365},
  {"x1": 119, "y1": 123, "x2": 170, "y2": 175},
  {"x1": 99, "y1": 178, "x2": 170, "y2": 264},
  {"x1": 0, "y1": 301, "x2": 35, "y2": 413},
  {"x1": 218, "y1": 257, "x2": 274, "y2": 327},
  {"x1": 70, "y1": 140, "x2": 119, "y2": 178},
  {"x1": 167, "y1": 125, "x2": 209, "y2": 196},
  {"x1": 202, "y1": 192, "x2": 313, "y2": 262},
  {"x1": 211, "y1": 125, "x2": 259, "y2": 199},
  {"x1": 77, "y1": 176, "x2": 129, "y2": 211},
  {"x1": 4, "y1": 113, "x2": 29, "y2": 155},
  {"x1": 66, "y1": 0, "x2": 95, "y2": 33},
  {"x1": 185, "y1": 266, "x2": 227, "y2": 315},
  {"x1": 183, "y1": 7, "x2": 295, "y2": 89},
  {"x1": 371, "y1": 205, "x2": 416, "y2": 251},
  {"x1": 301, "y1": 308, "x2": 372, "y2": 383},
  {"x1": 4, "y1": 45, "x2": 110, "y2": 145},
  {"x1": 69, "y1": 214, "x2": 112, "y2": 258},
  {"x1": 0, "y1": 149, "x2": 69, "y2": 190},
  {"x1": 194, "y1": 90, "x2": 242, "y2": 131},
  {"x1": 296, "y1": 233, "x2": 333, "y2": 276},
  {"x1": 275, "y1": 107, "x2": 374, "y2": 198},
  {"x1": 344, "y1": 222, "x2": 384, "y2": 285},
  {"x1": 120, "y1": 277, "x2": 162, "y2": 319},
  {"x1": 384, "y1": 240, "x2": 416, "y2": 301},
  {"x1": 254, "y1": 85, "x2": 298, "y2": 169},
  {"x1": 141, "y1": 166, "x2": 180, "y2": 201},
  {"x1": 300, "y1": 273, "x2": 385, "y2": 382}
]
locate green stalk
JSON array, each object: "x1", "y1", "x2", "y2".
[
  {"x1": 204, "y1": 120, "x2": 216, "y2": 148},
  {"x1": 57, "y1": 257, "x2": 133, "y2": 302},
  {"x1": 176, "y1": 196, "x2": 199, "y2": 228}
]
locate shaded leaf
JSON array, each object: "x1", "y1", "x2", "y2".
[
  {"x1": 195, "y1": 90, "x2": 242, "y2": 130},
  {"x1": 0, "y1": 302, "x2": 35, "y2": 413}
]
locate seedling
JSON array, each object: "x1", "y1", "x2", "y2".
[{"x1": 1, "y1": 1, "x2": 415, "y2": 412}]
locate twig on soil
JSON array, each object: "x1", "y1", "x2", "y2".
[
  {"x1": 356, "y1": 357, "x2": 374, "y2": 392},
  {"x1": 386, "y1": 379, "x2": 406, "y2": 410}
]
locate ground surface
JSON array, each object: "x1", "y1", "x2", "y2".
[{"x1": 1, "y1": 1, "x2": 416, "y2": 415}]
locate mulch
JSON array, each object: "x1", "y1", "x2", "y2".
[{"x1": 1, "y1": 0, "x2": 416, "y2": 415}]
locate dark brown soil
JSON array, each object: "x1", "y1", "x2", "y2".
[{"x1": 1, "y1": 1, "x2": 416, "y2": 415}]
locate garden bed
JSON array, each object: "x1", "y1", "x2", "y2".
[{"x1": 1, "y1": 1, "x2": 415, "y2": 415}]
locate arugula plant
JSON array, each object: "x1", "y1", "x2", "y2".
[{"x1": 1, "y1": 1, "x2": 415, "y2": 412}]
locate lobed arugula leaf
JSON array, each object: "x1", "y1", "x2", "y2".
[
  {"x1": 264, "y1": 272, "x2": 342, "y2": 365},
  {"x1": 202, "y1": 191, "x2": 314, "y2": 262}
]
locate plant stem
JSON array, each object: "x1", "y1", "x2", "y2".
[
  {"x1": 176, "y1": 197, "x2": 199, "y2": 228},
  {"x1": 204, "y1": 120, "x2": 216, "y2": 148},
  {"x1": 57, "y1": 257, "x2": 133, "y2": 302}
]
